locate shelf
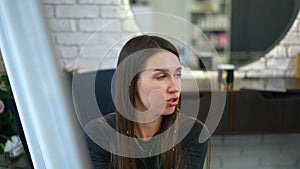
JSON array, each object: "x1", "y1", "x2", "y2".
[{"x1": 190, "y1": 0, "x2": 231, "y2": 67}]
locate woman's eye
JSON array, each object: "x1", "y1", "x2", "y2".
[
  {"x1": 175, "y1": 73, "x2": 182, "y2": 78},
  {"x1": 157, "y1": 75, "x2": 166, "y2": 80}
]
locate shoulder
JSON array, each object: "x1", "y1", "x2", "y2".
[
  {"x1": 179, "y1": 113, "x2": 208, "y2": 134},
  {"x1": 103, "y1": 112, "x2": 117, "y2": 128},
  {"x1": 179, "y1": 114, "x2": 210, "y2": 146},
  {"x1": 84, "y1": 113, "x2": 117, "y2": 142},
  {"x1": 84, "y1": 113, "x2": 117, "y2": 153},
  {"x1": 84, "y1": 114, "x2": 116, "y2": 168},
  {"x1": 178, "y1": 114, "x2": 209, "y2": 169},
  {"x1": 85, "y1": 112, "x2": 116, "y2": 130}
]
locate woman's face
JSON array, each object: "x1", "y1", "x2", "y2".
[{"x1": 134, "y1": 50, "x2": 182, "y2": 116}]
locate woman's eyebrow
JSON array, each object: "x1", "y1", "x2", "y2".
[{"x1": 152, "y1": 67, "x2": 182, "y2": 73}]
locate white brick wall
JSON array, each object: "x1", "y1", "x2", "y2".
[
  {"x1": 56, "y1": 32, "x2": 93, "y2": 45},
  {"x1": 78, "y1": 19, "x2": 121, "y2": 32},
  {"x1": 41, "y1": 0, "x2": 139, "y2": 72},
  {"x1": 44, "y1": 5, "x2": 55, "y2": 17},
  {"x1": 44, "y1": 0, "x2": 76, "y2": 4},
  {"x1": 78, "y1": 0, "x2": 122, "y2": 5},
  {"x1": 56, "y1": 6, "x2": 100, "y2": 18},
  {"x1": 208, "y1": 134, "x2": 300, "y2": 169},
  {"x1": 48, "y1": 19, "x2": 77, "y2": 32},
  {"x1": 239, "y1": 10, "x2": 300, "y2": 78}
]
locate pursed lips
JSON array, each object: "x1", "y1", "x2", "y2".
[{"x1": 166, "y1": 96, "x2": 179, "y2": 106}]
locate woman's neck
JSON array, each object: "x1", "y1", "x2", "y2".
[{"x1": 134, "y1": 116, "x2": 162, "y2": 140}]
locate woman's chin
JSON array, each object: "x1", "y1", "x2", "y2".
[{"x1": 162, "y1": 107, "x2": 176, "y2": 115}]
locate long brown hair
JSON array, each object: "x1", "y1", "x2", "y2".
[{"x1": 113, "y1": 35, "x2": 185, "y2": 169}]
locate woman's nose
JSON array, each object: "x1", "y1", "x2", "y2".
[{"x1": 167, "y1": 77, "x2": 180, "y2": 92}]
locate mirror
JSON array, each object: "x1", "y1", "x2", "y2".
[
  {"x1": 129, "y1": 0, "x2": 300, "y2": 69},
  {"x1": 230, "y1": 0, "x2": 300, "y2": 66}
]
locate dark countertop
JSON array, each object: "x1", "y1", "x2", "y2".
[{"x1": 182, "y1": 77, "x2": 300, "y2": 93}]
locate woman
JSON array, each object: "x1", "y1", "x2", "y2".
[{"x1": 85, "y1": 35, "x2": 209, "y2": 169}]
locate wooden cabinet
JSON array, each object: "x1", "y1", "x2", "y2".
[
  {"x1": 185, "y1": 78, "x2": 300, "y2": 135},
  {"x1": 233, "y1": 91, "x2": 300, "y2": 133},
  {"x1": 197, "y1": 92, "x2": 231, "y2": 133}
]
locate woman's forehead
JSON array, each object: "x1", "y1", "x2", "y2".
[{"x1": 144, "y1": 50, "x2": 180, "y2": 68}]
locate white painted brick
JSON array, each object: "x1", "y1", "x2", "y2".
[
  {"x1": 280, "y1": 32, "x2": 300, "y2": 45},
  {"x1": 208, "y1": 135, "x2": 300, "y2": 169},
  {"x1": 56, "y1": 33, "x2": 95, "y2": 45},
  {"x1": 262, "y1": 134, "x2": 300, "y2": 144},
  {"x1": 204, "y1": 156, "x2": 222, "y2": 169},
  {"x1": 100, "y1": 5, "x2": 133, "y2": 18},
  {"x1": 79, "y1": 0, "x2": 122, "y2": 5},
  {"x1": 98, "y1": 32, "x2": 132, "y2": 45},
  {"x1": 75, "y1": 58, "x2": 105, "y2": 72},
  {"x1": 224, "y1": 135, "x2": 262, "y2": 145},
  {"x1": 105, "y1": 46, "x2": 121, "y2": 58},
  {"x1": 56, "y1": 6, "x2": 99, "y2": 18},
  {"x1": 47, "y1": 19, "x2": 77, "y2": 32},
  {"x1": 296, "y1": 162, "x2": 300, "y2": 169},
  {"x1": 98, "y1": 57, "x2": 118, "y2": 69},
  {"x1": 222, "y1": 156, "x2": 260, "y2": 169},
  {"x1": 101, "y1": 21, "x2": 124, "y2": 32},
  {"x1": 297, "y1": 19, "x2": 300, "y2": 32},
  {"x1": 287, "y1": 56, "x2": 296, "y2": 70},
  {"x1": 281, "y1": 145, "x2": 300, "y2": 156},
  {"x1": 244, "y1": 71, "x2": 258, "y2": 78},
  {"x1": 238, "y1": 57, "x2": 265, "y2": 71},
  {"x1": 79, "y1": 46, "x2": 111, "y2": 58},
  {"x1": 49, "y1": 32, "x2": 57, "y2": 46},
  {"x1": 122, "y1": 18, "x2": 140, "y2": 32},
  {"x1": 265, "y1": 45, "x2": 287, "y2": 58},
  {"x1": 285, "y1": 69, "x2": 296, "y2": 77},
  {"x1": 268, "y1": 70, "x2": 286, "y2": 77},
  {"x1": 261, "y1": 156, "x2": 298, "y2": 168},
  {"x1": 122, "y1": 0, "x2": 129, "y2": 5},
  {"x1": 79, "y1": 46, "x2": 119, "y2": 69},
  {"x1": 211, "y1": 145, "x2": 242, "y2": 157},
  {"x1": 210, "y1": 136, "x2": 224, "y2": 145},
  {"x1": 289, "y1": 18, "x2": 299, "y2": 32},
  {"x1": 297, "y1": 10, "x2": 300, "y2": 19},
  {"x1": 43, "y1": 0, "x2": 76, "y2": 4},
  {"x1": 242, "y1": 145, "x2": 281, "y2": 156},
  {"x1": 271, "y1": 70, "x2": 286, "y2": 77},
  {"x1": 285, "y1": 29, "x2": 295, "y2": 37},
  {"x1": 43, "y1": 5, "x2": 54, "y2": 18},
  {"x1": 256, "y1": 167, "x2": 287, "y2": 169},
  {"x1": 288, "y1": 45, "x2": 300, "y2": 57},
  {"x1": 79, "y1": 19, "x2": 121, "y2": 32},
  {"x1": 56, "y1": 58, "x2": 66, "y2": 69},
  {"x1": 59, "y1": 46, "x2": 78, "y2": 58},
  {"x1": 234, "y1": 70, "x2": 246, "y2": 78},
  {"x1": 266, "y1": 58, "x2": 289, "y2": 70},
  {"x1": 246, "y1": 70, "x2": 285, "y2": 78}
]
